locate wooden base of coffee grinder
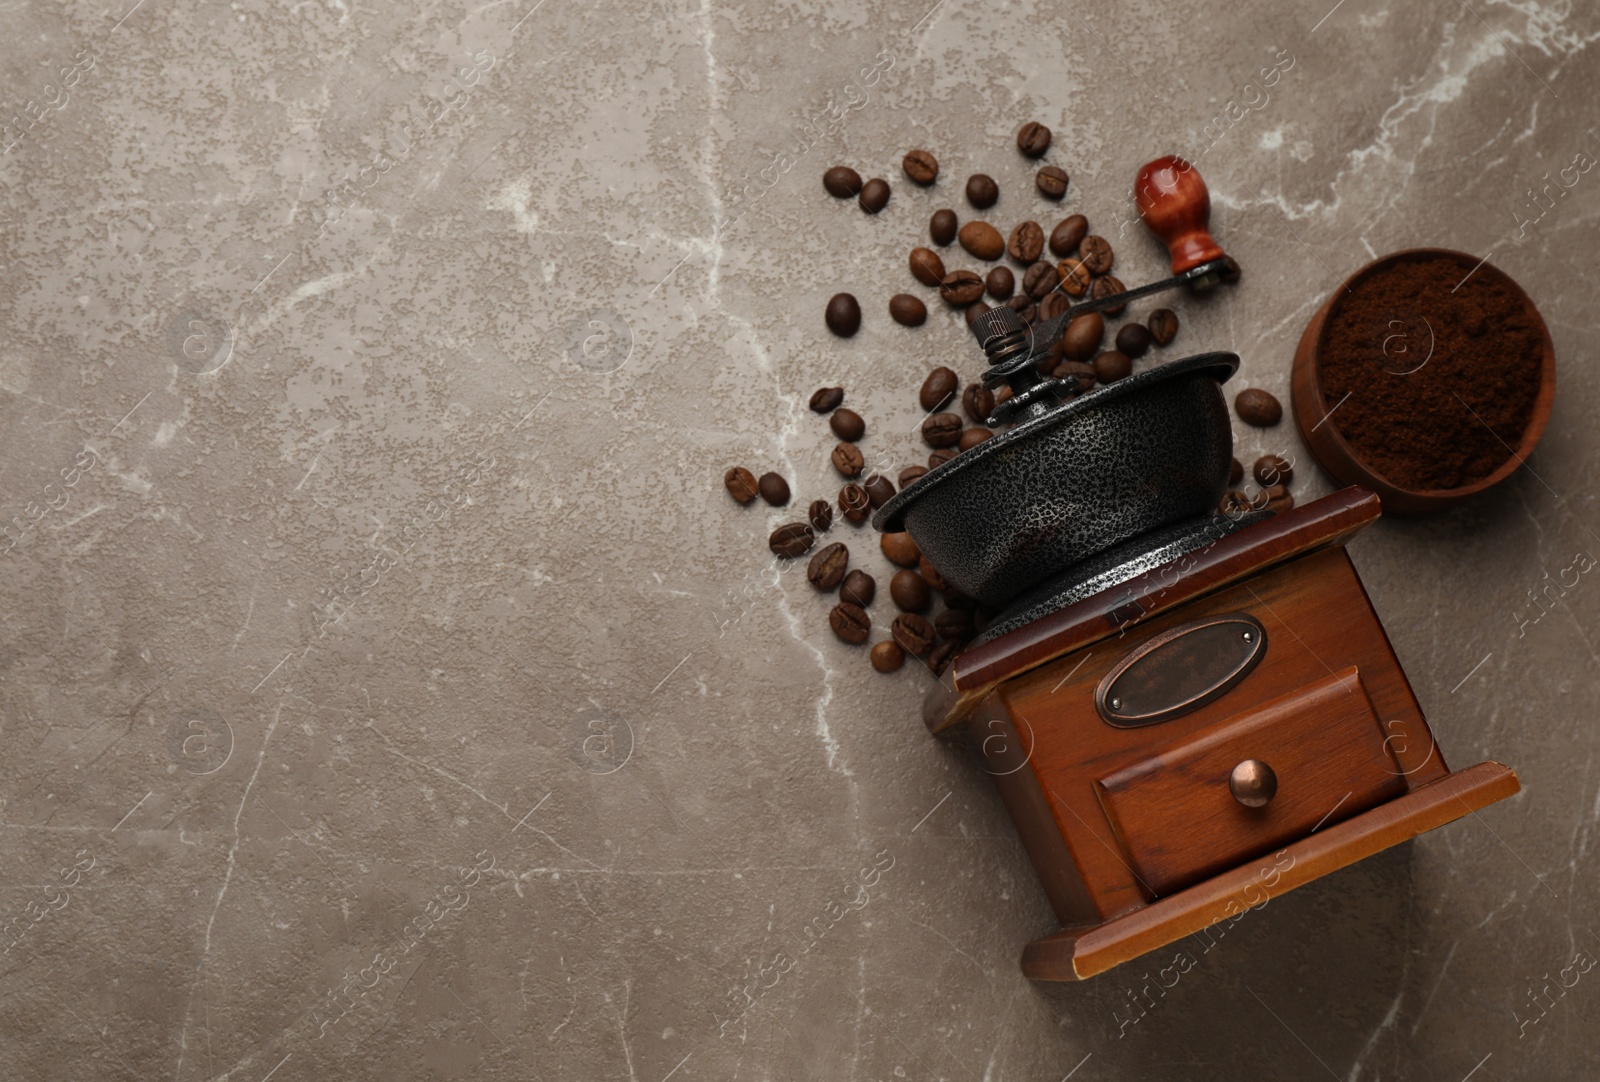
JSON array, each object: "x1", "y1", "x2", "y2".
[{"x1": 928, "y1": 487, "x2": 1519, "y2": 981}]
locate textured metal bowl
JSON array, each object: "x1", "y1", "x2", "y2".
[{"x1": 873, "y1": 352, "x2": 1239, "y2": 606}]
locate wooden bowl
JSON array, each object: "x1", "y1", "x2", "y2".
[{"x1": 1290, "y1": 248, "x2": 1555, "y2": 515}]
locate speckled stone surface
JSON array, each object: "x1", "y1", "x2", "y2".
[{"x1": 2, "y1": 1, "x2": 1599, "y2": 1078}]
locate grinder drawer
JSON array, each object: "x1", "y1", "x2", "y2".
[{"x1": 1095, "y1": 667, "x2": 1406, "y2": 897}]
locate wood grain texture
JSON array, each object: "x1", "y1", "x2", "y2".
[{"x1": 1020, "y1": 760, "x2": 1521, "y2": 981}]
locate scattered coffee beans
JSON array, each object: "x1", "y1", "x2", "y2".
[
  {"x1": 1022, "y1": 261, "x2": 1059, "y2": 299},
  {"x1": 964, "y1": 300, "x2": 991, "y2": 325},
  {"x1": 1148, "y1": 308, "x2": 1179, "y2": 345},
  {"x1": 1229, "y1": 457, "x2": 1244, "y2": 486},
  {"x1": 1036, "y1": 165, "x2": 1069, "y2": 199},
  {"x1": 928, "y1": 637, "x2": 959, "y2": 675},
  {"x1": 758, "y1": 471, "x2": 790, "y2": 506},
  {"x1": 825, "y1": 293, "x2": 861, "y2": 337},
  {"x1": 1055, "y1": 360, "x2": 1095, "y2": 392},
  {"x1": 1254, "y1": 454, "x2": 1293, "y2": 486},
  {"x1": 930, "y1": 208, "x2": 958, "y2": 246},
  {"x1": 1093, "y1": 350, "x2": 1132, "y2": 383},
  {"x1": 1219, "y1": 489, "x2": 1251, "y2": 516},
  {"x1": 1038, "y1": 292, "x2": 1069, "y2": 321},
  {"x1": 808, "y1": 499, "x2": 833, "y2": 531},
  {"x1": 965, "y1": 173, "x2": 999, "y2": 209},
  {"x1": 724, "y1": 466, "x2": 758, "y2": 503},
  {"x1": 1049, "y1": 214, "x2": 1088, "y2": 257},
  {"x1": 769, "y1": 522, "x2": 815, "y2": 558},
  {"x1": 922, "y1": 413, "x2": 963, "y2": 448},
  {"x1": 1057, "y1": 257, "x2": 1090, "y2": 295},
  {"x1": 841, "y1": 568, "x2": 876, "y2": 607},
  {"x1": 1264, "y1": 484, "x2": 1294, "y2": 513},
  {"x1": 958, "y1": 428, "x2": 992, "y2": 451},
  {"x1": 902, "y1": 149, "x2": 939, "y2": 185},
  {"x1": 928, "y1": 448, "x2": 957, "y2": 469},
  {"x1": 959, "y1": 221, "x2": 1005, "y2": 261},
  {"x1": 1008, "y1": 221, "x2": 1045, "y2": 263},
  {"x1": 870, "y1": 640, "x2": 905, "y2": 672},
  {"x1": 935, "y1": 608, "x2": 975, "y2": 643},
  {"x1": 962, "y1": 383, "x2": 995, "y2": 423},
  {"x1": 985, "y1": 265, "x2": 1015, "y2": 301},
  {"x1": 917, "y1": 557, "x2": 947, "y2": 592},
  {"x1": 939, "y1": 271, "x2": 984, "y2": 306},
  {"x1": 1008, "y1": 294, "x2": 1038, "y2": 323},
  {"x1": 1114, "y1": 322, "x2": 1152, "y2": 358},
  {"x1": 858, "y1": 178, "x2": 890, "y2": 214},
  {"x1": 881, "y1": 532, "x2": 921, "y2": 568},
  {"x1": 1091, "y1": 274, "x2": 1127, "y2": 315},
  {"x1": 919, "y1": 367, "x2": 959, "y2": 411},
  {"x1": 909, "y1": 247, "x2": 946, "y2": 287},
  {"x1": 823, "y1": 165, "x2": 862, "y2": 198},
  {"x1": 1016, "y1": 121, "x2": 1052, "y2": 158},
  {"x1": 839, "y1": 483, "x2": 871, "y2": 522},
  {"x1": 862, "y1": 473, "x2": 896, "y2": 508},
  {"x1": 892, "y1": 613, "x2": 936, "y2": 656},
  {"x1": 1234, "y1": 388, "x2": 1283, "y2": 427},
  {"x1": 889, "y1": 293, "x2": 927, "y2": 327},
  {"x1": 809, "y1": 386, "x2": 843, "y2": 413},
  {"x1": 830, "y1": 408, "x2": 865, "y2": 442},
  {"x1": 832, "y1": 442, "x2": 865, "y2": 478},
  {"x1": 829, "y1": 602, "x2": 871, "y2": 644},
  {"x1": 807, "y1": 542, "x2": 849, "y2": 590},
  {"x1": 890, "y1": 569, "x2": 931, "y2": 612},
  {"x1": 1061, "y1": 313, "x2": 1104, "y2": 362},
  {"x1": 898, "y1": 465, "x2": 928, "y2": 487},
  {"x1": 1078, "y1": 235, "x2": 1114, "y2": 274}
]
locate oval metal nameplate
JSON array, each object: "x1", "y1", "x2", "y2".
[{"x1": 1096, "y1": 613, "x2": 1266, "y2": 727}]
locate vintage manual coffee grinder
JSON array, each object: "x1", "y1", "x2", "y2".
[{"x1": 874, "y1": 157, "x2": 1520, "y2": 981}]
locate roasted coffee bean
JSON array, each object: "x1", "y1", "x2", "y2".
[
  {"x1": 1235, "y1": 388, "x2": 1283, "y2": 427},
  {"x1": 823, "y1": 165, "x2": 862, "y2": 198},
  {"x1": 830, "y1": 408, "x2": 865, "y2": 442},
  {"x1": 1090, "y1": 274, "x2": 1127, "y2": 315},
  {"x1": 724, "y1": 466, "x2": 758, "y2": 503},
  {"x1": 839, "y1": 483, "x2": 871, "y2": 522},
  {"x1": 1038, "y1": 292, "x2": 1070, "y2": 321},
  {"x1": 919, "y1": 367, "x2": 959, "y2": 411},
  {"x1": 1008, "y1": 221, "x2": 1045, "y2": 264},
  {"x1": 891, "y1": 613, "x2": 936, "y2": 656},
  {"x1": 1093, "y1": 350, "x2": 1132, "y2": 383},
  {"x1": 757, "y1": 471, "x2": 790, "y2": 506},
  {"x1": 841, "y1": 568, "x2": 876, "y2": 607},
  {"x1": 985, "y1": 265, "x2": 1015, "y2": 301},
  {"x1": 1008, "y1": 294, "x2": 1038, "y2": 323},
  {"x1": 870, "y1": 640, "x2": 905, "y2": 672},
  {"x1": 918, "y1": 556, "x2": 948, "y2": 591},
  {"x1": 809, "y1": 386, "x2": 843, "y2": 413},
  {"x1": 935, "y1": 608, "x2": 976, "y2": 642},
  {"x1": 832, "y1": 442, "x2": 865, "y2": 478},
  {"x1": 1061, "y1": 312, "x2": 1104, "y2": 362},
  {"x1": 769, "y1": 522, "x2": 815, "y2": 558},
  {"x1": 1017, "y1": 121, "x2": 1052, "y2": 158},
  {"x1": 881, "y1": 531, "x2": 922, "y2": 568},
  {"x1": 898, "y1": 465, "x2": 928, "y2": 488},
  {"x1": 928, "y1": 637, "x2": 959, "y2": 675},
  {"x1": 1264, "y1": 484, "x2": 1294, "y2": 513},
  {"x1": 922, "y1": 412, "x2": 963, "y2": 448},
  {"x1": 1148, "y1": 307, "x2": 1179, "y2": 345},
  {"x1": 1254, "y1": 454, "x2": 1294, "y2": 487},
  {"x1": 1022, "y1": 260, "x2": 1059, "y2": 299},
  {"x1": 1055, "y1": 360, "x2": 1095, "y2": 392},
  {"x1": 808, "y1": 499, "x2": 833, "y2": 531},
  {"x1": 930, "y1": 208, "x2": 958, "y2": 246},
  {"x1": 964, "y1": 300, "x2": 991, "y2": 325},
  {"x1": 858, "y1": 177, "x2": 890, "y2": 214},
  {"x1": 1057, "y1": 257, "x2": 1091, "y2": 296},
  {"x1": 928, "y1": 448, "x2": 957, "y2": 469},
  {"x1": 889, "y1": 293, "x2": 928, "y2": 327},
  {"x1": 962, "y1": 383, "x2": 995, "y2": 423},
  {"x1": 1049, "y1": 214, "x2": 1088, "y2": 257},
  {"x1": 1115, "y1": 322, "x2": 1152, "y2": 358},
  {"x1": 958, "y1": 428, "x2": 992, "y2": 451},
  {"x1": 993, "y1": 386, "x2": 1013, "y2": 407},
  {"x1": 939, "y1": 270, "x2": 984, "y2": 306},
  {"x1": 1036, "y1": 165, "x2": 1070, "y2": 199},
  {"x1": 1079, "y1": 235, "x2": 1114, "y2": 274},
  {"x1": 966, "y1": 173, "x2": 999, "y2": 209},
  {"x1": 890, "y1": 569, "x2": 931, "y2": 612},
  {"x1": 902, "y1": 149, "x2": 939, "y2": 185},
  {"x1": 807, "y1": 542, "x2": 849, "y2": 591},
  {"x1": 862, "y1": 473, "x2": 895, "y2": 508},
  {"x1": 1229, "y1": 457, "x2": 1244, "y2": 486},
  {"x1": 825, "y1": 293, "x2": 861, "y2": 337},
  {"x1": 1219, "y1": 489, "x2": 1251, "y2": 517},
  {"x1": 829, "y1": 602, "x2": 871, "y2": 644},
  {"x1": 909, "y1": 247, "x2": 946, "y2": 287},
  {"x1": 959, "y1": 221, "x2": 1005, "y2": 261}
]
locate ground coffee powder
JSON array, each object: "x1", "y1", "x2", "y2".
[{"x1": 1318, "y1": 252, "x2": 1545, "y2": 491}]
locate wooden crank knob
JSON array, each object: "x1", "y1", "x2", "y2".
[{"x1": 1135, "y1": 156, "x2": 1225, "y2": 275}]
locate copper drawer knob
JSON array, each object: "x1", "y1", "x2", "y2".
[{"x1": 1229, "y1": 759, "x2": 1277, "y2": 808}]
